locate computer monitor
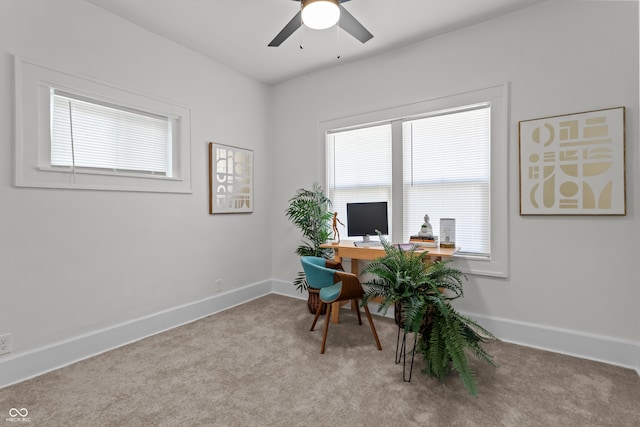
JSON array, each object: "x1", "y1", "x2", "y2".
[{"x1": 346, "y1": 202, "x2": 389, "y2": 243}]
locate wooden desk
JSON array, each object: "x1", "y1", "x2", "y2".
[{"x1": 320, "y1": 241, "x2": 457, "y2": 323}]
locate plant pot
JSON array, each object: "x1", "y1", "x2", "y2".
[
  {"x1": 394, "y1": 301, "x2": 432, "y2": 336},
  {"x1": 307, "y1": 288, "x2": 327, "y2": 315},
  {"x1": 394, "y1": 301, "x2": 405, "y2": 328}
]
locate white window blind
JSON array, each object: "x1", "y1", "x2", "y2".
[
  {"x1": 402, "y1": 104, "x2": 490, "y2": 255},
  {"x1": 326, "y1": 124, "x2": 393, "y2": 240},
  {"x1": 51, "y1": 90, "x2": 171, "y2": 176}
]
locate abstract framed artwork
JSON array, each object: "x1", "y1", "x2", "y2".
[
  {"x1": 519, "y1": 107, "x2": 625, "y2": 215},
  {"x1": 209, "y1": 142, "x2": 253, "y2": 214}
]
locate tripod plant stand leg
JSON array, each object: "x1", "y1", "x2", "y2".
[{"x1": 395, "y1": 327, "x2": 417, "y2": 382}]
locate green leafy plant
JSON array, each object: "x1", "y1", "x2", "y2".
[
  {"x1": 362, "y1": 235, "x2": 496, "y2": 395},
  {"x1": 285, "y1": 182, "x2": 334, "y2": 291}
]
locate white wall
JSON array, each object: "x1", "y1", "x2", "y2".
[
  {"x1": 271, "y1": 0, "x2": 640, "y2": 351},
  {"x1": 0, "y1": 0, "x2": 271, "y2": 355},
  {"x1": 1, "y1": 0, "x2": 638, "y2": 384}
]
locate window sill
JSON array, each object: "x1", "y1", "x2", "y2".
[{"x1": 38, "y1": 166, "x2": 184, "y2": 182}]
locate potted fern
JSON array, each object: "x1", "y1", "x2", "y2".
[
  {"x1": 285, "y1": 182, "x2": 335, "y2": 313},
  {"x1": 362, "y1": 236, "x2": 496, "y2": 395}
]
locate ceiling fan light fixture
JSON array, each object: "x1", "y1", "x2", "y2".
[{"x1": 301, "y1": 0, "x2": 340, "y2": 30}]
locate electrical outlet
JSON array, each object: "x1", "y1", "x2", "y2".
[
  {"x1": 0, "y1": 333, "x2": 12, "y2": 355},
  {"x1": 214, "y1": 279, "x2": 222, "y2": 293}
]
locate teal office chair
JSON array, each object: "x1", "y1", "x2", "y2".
[{"x1": 300, "y1": 256, "x2": 382, "y2": 354}]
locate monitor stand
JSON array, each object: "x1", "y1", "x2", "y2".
[{"x1": 354, "y1": 235, "x2": 382, "y2": 247}]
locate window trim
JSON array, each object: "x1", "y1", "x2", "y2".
[
  {"x1": 14, "y1": 56, "x2": 192, "y2": 193},
  {"x1": 318, "y1": 84, "x2": 509, "y2": 278}
]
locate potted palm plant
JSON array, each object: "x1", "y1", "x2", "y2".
[
  {"x1": 361, "y1": 236, "x2": 496, "y2": 395},
  {"x1": 285, "y1": 182, "x2": 336, "y2": 313}
]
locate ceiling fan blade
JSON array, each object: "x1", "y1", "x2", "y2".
[
  {"x1": 338, "y1": 5, "x2": 373, "y2": 44},
  {"x1": 268, "y1": 11, "x2": 302, "y2": 47}
]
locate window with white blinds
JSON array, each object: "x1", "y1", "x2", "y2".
[
  {"x1": 326, "y1": 124, "x2": 393, "y2": 241},
  {"x1": 403, "y1": 104, "x2": 490, "y2": 256},
  {"x1": 51, "y1": 90, "x2": 171, "y2": 176},
  {"x1": 14, "y1": 57, "x2": 191, "y2": 193},
  {"x1": 321, "y1": 84, "x2": 508, "y2": 277}
]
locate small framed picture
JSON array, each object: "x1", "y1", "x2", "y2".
[{"x1": 209, "y1": 142, "x2": 253, "y2": 214}]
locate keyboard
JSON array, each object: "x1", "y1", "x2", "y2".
[{"x1": 354, "y1": 241, "x2": 382, "y2": 247}]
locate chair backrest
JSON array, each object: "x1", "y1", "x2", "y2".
[{"x1": 300, "y1": 256, "x2": 336, "y2": 290}]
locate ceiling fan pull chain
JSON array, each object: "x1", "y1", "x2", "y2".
[
  {"x1": 336, "y1": 21, "x2": 341, "y2": 59},
  {"x1": 299, "y1": 2, "x2": 304, "y2": 50},
  {"x1": 300, "y1": 1, "x2": 304, "y2": 50}
]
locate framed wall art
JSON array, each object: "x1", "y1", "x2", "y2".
[
  {"x1": 209, "y1": 142, "x2": 253, "y2": 214},
  {"x1": 519, "y1": 107, "x2": 625, "y2": 215}
]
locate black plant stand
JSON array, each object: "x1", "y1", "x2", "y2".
[{"x1": 395, "y1": 326, "x2": 418, "y2": 382}]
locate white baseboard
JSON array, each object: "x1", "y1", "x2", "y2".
[
  {"x1": 0, "y1": 280, "x2": 272, "y2": 389},
  {"x1": 271, "y1": 278, "x2": 307, "y2": 300},
  {"x1": 2, "y1": 279, "x2": 638, "y2": 389},
  {"x1": 461, "y1": 311, "x2": 640, "y2": 375}
]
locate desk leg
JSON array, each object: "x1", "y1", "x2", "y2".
[{"x1": 331, "y1": 258, "x2": 360, "y2": 323}]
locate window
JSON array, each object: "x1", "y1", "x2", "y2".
[
  {"x1": 15, "y1": 57, "x2": 191, "y2": 193},
  {"x1": 322, "y1": 85, "x2": 508, "y2": 277},
  {"x1": 403, "y1": 104, "x2": 490, "y2": 255},
  {"x1": 326, "y1": 124, "x2": 393, "y2": 241}
]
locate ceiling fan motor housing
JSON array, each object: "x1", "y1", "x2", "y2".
[{"x1": 301, "y1": 0, "x2": 340, "y2": 30}]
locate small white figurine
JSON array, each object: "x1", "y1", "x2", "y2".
[{"x1": 418, "y1": 214, "x2": 434, "y2": 239}]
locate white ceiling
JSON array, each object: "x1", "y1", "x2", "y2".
[{"x1": 84, "y1": 0, "x2": 544, "y2": 85}]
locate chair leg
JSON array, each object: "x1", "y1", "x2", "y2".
[
  {"x1": 310, "y1": 302, "x2": 324, "y2": 331},
  {"x1": 320, "y1": 302, "x2": 332, "y2": 354},
  {"x1": 354, "y1": 299, "x2": 362, "y2": 325},
  {"x1": 363, "y1": 304, "x2": 382, "y2": 351}
]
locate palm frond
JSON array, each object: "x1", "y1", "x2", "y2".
[
  {"x1": 292, "y1": 271, "x2": 308, "y2": 292},
  {"x1": 286, "y1": 182, "x2": 334, "y2": 291}
]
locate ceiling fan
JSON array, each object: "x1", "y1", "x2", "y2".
[{"x1": 268, "y1": 0, "x2": 373, "y2": 47}]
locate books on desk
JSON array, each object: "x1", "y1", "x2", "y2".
[{"x1": 409, "y1": 235, "x2": 439, "y2": 247}]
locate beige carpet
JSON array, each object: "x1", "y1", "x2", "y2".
[{"x1": 1, "y1": 294, "x2": 639, "y2": 426}]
